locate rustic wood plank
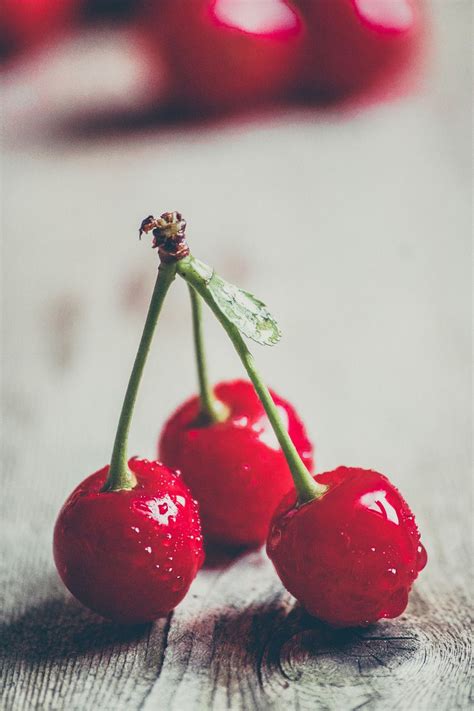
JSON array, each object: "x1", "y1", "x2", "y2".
[
  {"x1": 138, "y1": 542, "x2": 471, "y2": 711},
  {"x1": 1, "y1": 535, "x2": 471, "y2": 711}
]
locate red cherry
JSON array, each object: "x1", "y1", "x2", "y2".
[
  {"x1": 159, "y1": 380, "x2": 313, "y2": 547},
  {"x1": 1, "y1": 0, "x2": 77, "y2": 60},
  {"x1": 293, "y1": 0, "x2": 424, "y2": 100},
  {"x1": 142, "y1": 0, "x2": 304, "y2": 113},
  {"x1": 267, "y1": 466, "x2": 427, "y2": 626},
  {"x1": 53, "y1": 458, "x2": 204, "y2": 623}
]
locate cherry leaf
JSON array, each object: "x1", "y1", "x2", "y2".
[
  {"x1": 178, "y1": 256, "x2": 282, "y2": 346},
  {"x1": 206, "y1": 270, "x2": 281, "y2": 347}
]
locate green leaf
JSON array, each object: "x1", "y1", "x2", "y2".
[
  {"x1": 206, "y1": 270, "x2": 281, "y2": 347},
  {"x1": 177, "y1": 256, "x2": 282, "y2": 346}
]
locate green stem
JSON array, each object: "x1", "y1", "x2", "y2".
[
  {"x1": 102, "y1": 261, "x2": 177, "y2": 492},
  {"x1": 188, "y1": 286, "x2": 229, "y2": 424},
  {"x1": 177, "y1": 257, "x2": 325, "y2": 505}
]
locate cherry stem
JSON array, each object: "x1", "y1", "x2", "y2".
[
  {"x1": 188, "y1": 286, "x2": 229, "y2": 424},
  {"x1": 102, "y1": 261, "x2": 177, "y2": 492},
  {"x1": 178, "y1": 257, "x2": 325, "y2": 505}
]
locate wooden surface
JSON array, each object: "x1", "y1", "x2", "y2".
[{"x1": 1, "y1": 2, "x2": 472, "y2": 709}]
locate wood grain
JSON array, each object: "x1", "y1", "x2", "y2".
[{"x1": 1, "y1": 501, "x2": 471, "y2": 711}]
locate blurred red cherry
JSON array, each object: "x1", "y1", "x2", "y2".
[
  {"x1": 0, "y1": 0, "x2": 78, "y2": 61},
  {"x1": 142, "y1": 0, "x2": 304, "y2": 113},
  {"x1": 293, "y1": 0, "x2": 425, "y2": 101}
]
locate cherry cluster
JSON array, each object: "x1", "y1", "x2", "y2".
[
  {"x1": 54, "y1": 211, "x2": 426, "y2": 628},
  {"x1": 2, "y1": 0, "x2": 425, "y2": 111}
]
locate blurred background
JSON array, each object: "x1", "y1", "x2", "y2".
[{"x1": 1, "y1": 0, "x2": 472, "y2": 558}]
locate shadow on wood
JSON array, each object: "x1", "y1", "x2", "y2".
[
  {"x1": 0, "y1": 594, "x2": 153, "y2": 663},
  {"x1": 1, "y1": 575, "x2": 171, "y2": 710},
  {"x1": 202, "y1": 542, "x2": 254, "y2": 570},
  {"x1": 205, "y1": 598, "x2": 420, "y2": 679}
]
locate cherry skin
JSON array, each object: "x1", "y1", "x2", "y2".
[
  {"x1": 267, "y1": 466, "x2": 427, "y2": 627},
  {"x1": 53, "y1": 458, "x2": 204, "y2": 624},
  {"x1": 159, "y1": 379, "x2": 313, "y2": 548},
  {"x1": 0, "y1": 0, "x2": 77, "y2": 61},
  {"x1": 293, "y1": 0, "x2": 424, "y2": 100},
  {"x1": 141, "y1": 0, "x2": 304, "y2": 113}
]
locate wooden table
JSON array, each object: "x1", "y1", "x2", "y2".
[{"x1": 1, "y1": 2, "x2": 471, "y2": 708}]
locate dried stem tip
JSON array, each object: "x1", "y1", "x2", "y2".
[{"x1": 139, "y1": 211, "x2": 189, "y2": 262}]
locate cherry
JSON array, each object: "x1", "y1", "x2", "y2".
[
  {"x1": 53, "y1": 212, "x2": 203, "y2": 623},
  {"x1": 142, "y1": 0, "x2": 304, "y2": 113},
  {"x1": 267, "y1": 466, "x2": 427, "y2": 627},
  {"x1": 140, "y1": 212, "x2": 426, "y2": 628},
  {"x1": 160, "y1": 379, "x2": 313, "y2": 547},
  {"x1": 293, "y1": 0, "x2": 424, "y2": 100},
  {"x1": 0, "y1": 0, "x2": 77, "y2": 61},
  {"x1": 54, "y1": 458, "x2": 203, "y2": 624}
]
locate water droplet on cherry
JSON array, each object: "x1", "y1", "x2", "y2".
[
  {"x1": 339, "y1": 530, "x2": 351, "y2": 546},
  {"x1": 383, "y1": 587, "x2": 409, "y2": 618},
  {"x1": 416, "y1": 543, "x2": 427, "y2": 571},
  {"x1": 172, "y1": 575, "x2": 184, "y2": 592},
  {"x1": 162, "y1": 533, "x2": 172, "y2": 546}
]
